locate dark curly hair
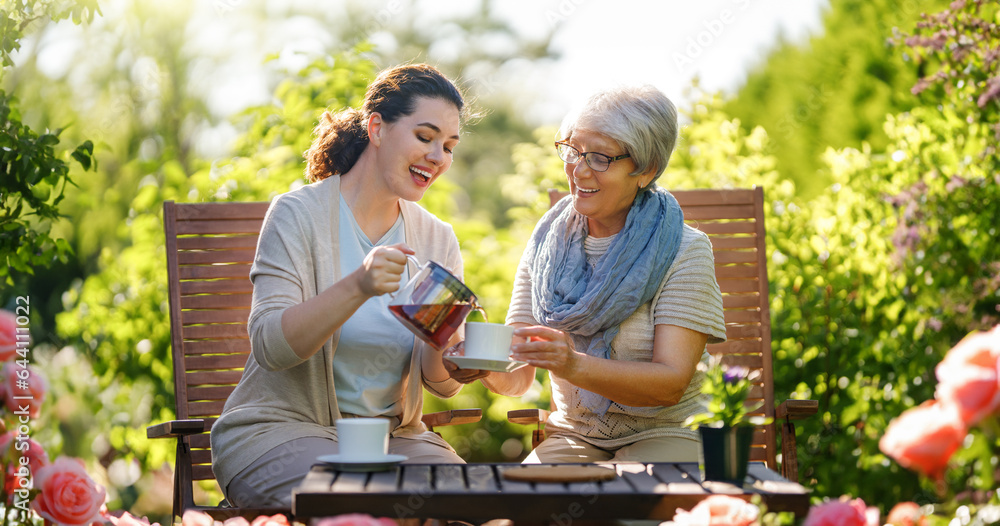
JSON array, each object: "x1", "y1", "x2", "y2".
[{"x1": 305, "y1": 64, "x2": 465, "y2": 182}]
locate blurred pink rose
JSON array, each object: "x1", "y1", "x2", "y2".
[
  {"x1": 250, "y1": 515, "x2": 291, "y2": 526},
  {"x1": 0, "y1": 310, "x2": 19, "y2": 362},
  {"x1": 31, "y1": 456, "x2": 107, "y2": 526},
  {"x1": 879, "y1": 400, "x2": 966, "y2": 479},
  {"x1": 2, "y1": 361, "x2": 47, "y2": 418},
  {"x1": 803, "y1": 498, "x2": 869, "y2": 526},
  {"x1": 886, "y1": 502, "x2": 926, "y2": 526},
  {"x1": 935, "y1": 325, "x2": 1000, "y2": 427},
  {"x1": 314, "y1": 514, "x2": 398, "y2": 526},
  {"x1": 672, "y1": 495, "x2": 759, "y2": 526},
  {"x1": 181, "y1": 511, "x2": 216, "y2": 526},
  {"x1": 0, "y1": 430, "x2": 49, "y2": 496},
  {"x1": 107, "y1": 512, "x2": 161, "y2": 526}
]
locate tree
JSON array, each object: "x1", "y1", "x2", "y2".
[
  {"x1": 724, "y1": 0, "x2": 951, "y2": 198},
  {"x1": 0, "y1": 0, "x2": 99, "y2": 289}
]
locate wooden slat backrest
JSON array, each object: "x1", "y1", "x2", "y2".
[
  {"x1": 164, "y1": 201, "x2": 270, "y2": 483},
  {"x1": 548, "y1": 187, "x2": 778, "y2": 469}
]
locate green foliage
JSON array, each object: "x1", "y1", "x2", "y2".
[
  {"x1": 0, "y1": 0, "x2": 100, "y2": 286},
  {"x1": 0, "y1": 0, "x2": 101, "y2": 68},
  {"x1": 0, "y1": 91, "x2": 94, "y2": 284},
  {"x1": 724, "y1": 0, "x2": 951, "y2": 198}
]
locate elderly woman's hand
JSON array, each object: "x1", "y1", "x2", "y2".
[
  {"x1": 510, "y1": 326, "x2": 583, "y2": 378},
  {"x1": 442, "y1": 341, "x2": 491, "y2": 383}
]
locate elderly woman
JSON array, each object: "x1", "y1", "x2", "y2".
[{"x1": 480, "y1": 85, "x2": 726, "y2": 463}]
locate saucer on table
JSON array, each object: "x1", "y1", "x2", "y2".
[{"x1": 316, "y1": 453, "x2": 407, "y2": 472}]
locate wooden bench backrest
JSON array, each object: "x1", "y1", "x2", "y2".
[
  {"x1": 164, "y1": 201, "x2": 270, "y2": 485},
  {"x1": 548, "y1": 187, "x2": 777, "y2": 468}
]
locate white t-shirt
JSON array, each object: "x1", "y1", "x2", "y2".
[{"x1": 333, "y1": 194, "x2": 414, "y2": 417}]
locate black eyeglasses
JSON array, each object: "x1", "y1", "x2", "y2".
[{"x1": 554, "y1": 142, "x2": 631, "y2": 172}]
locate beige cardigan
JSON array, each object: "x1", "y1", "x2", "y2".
[{"x1": 211, "y1": 175, "x2": 465, "y2": 492}]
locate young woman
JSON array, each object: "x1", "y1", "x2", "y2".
[{"x1": 211, "y1": 64, "x2": 474, "y2": 507}]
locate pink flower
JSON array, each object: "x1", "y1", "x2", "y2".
[
  {"x1": 0, "y1": 430, "x2": 50, "y2": 497},
  {"x1": 107, "y1": 512, "x2": 161, "y2": 526},
  {"x1": 879, "y1": 400, "x2": 966, "y2": 479},
  {"x1": 250, "y1": 515, "x2": 291, "y2": 526},
  {"x1": 887, "y1": 502, "x2": 926, "y2": 526},
  {"x1": 935, "y1": 325, "x2": 1000, "y2": 427},
  {"x1": 803, "y1": 498, "x2": 870, "y2": 526},
  {"x1": 2, "y1": 361, "x2": 48, "y2": 418},
  {"x1": 181, "y1": 511, "x2": 216, "y2": 526},
  {"x1": 314, "y1": 514, "x2": 398, "y2": 526},
  {"x1": 0, "y1": 310, "x2": 19, "y2": 362},
  {"x1": 31, "y1": 456, "x2": 107, "y2": 526},
  {"x1": 671, "y1": 495, "x2": 759, "y2": 526}
]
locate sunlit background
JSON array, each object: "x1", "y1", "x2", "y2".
[{"x1": 4, "y1": 0, "x2": 999, "y2": 523}]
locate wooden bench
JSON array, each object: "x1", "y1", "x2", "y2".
[
  {"x1": 508, "y1": 187, "x2": 818, "y2": 481},
  {"x1": 146, "y1": 200, "x2": 481, "y2": 521}
]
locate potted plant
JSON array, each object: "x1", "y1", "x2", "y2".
[{"x1": 685, "y1": 356, "x2": 770, "y2": 484}]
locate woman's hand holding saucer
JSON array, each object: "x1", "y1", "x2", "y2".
[{"x1": 442, "y1": 341, "x2": 490, "y2": 383}]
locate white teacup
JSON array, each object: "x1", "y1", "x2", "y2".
[
  {"x1": 464, "y1": 322, "x2": 515, "y2": 361},
  {"x1": 336, "y1": 417, "x2": 389, "y2": 461}
]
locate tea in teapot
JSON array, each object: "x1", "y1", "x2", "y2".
[{"x1": 388, "y1": 259, "x2": 485, "y2": 350}]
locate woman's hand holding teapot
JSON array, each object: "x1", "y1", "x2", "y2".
[{"x1": 355, "y1": 242, "x2": 414, "y2": 297}]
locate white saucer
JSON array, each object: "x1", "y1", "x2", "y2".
[
  {"x1": 316, "y1": 453, "x2": 407, "y2": 472},
  {"x1": 447, "y1": 356, "x2": 529, "y2": 373}
]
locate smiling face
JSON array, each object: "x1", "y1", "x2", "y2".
[
  {"x1": 372, "y1": 96, "x2": 461, "y2": 202},
  {"x1": 563, "y1": 128, "x2": 653, "y2": 237}
]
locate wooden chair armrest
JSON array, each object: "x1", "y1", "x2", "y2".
[
  {"x1": 776, "y1": 400, "x2": 818, "y2": 421},
  {"x1": 147, "y1": 419, "x2": 206, "y2": 439},
  {"x1": 507, "y1": 408, "x2": 552, "y2": 426},
  {"x1": 421, "y1": 409, "x2": 482, "y2": 429}
]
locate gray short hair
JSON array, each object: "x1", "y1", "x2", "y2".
[{"x1": 558, "y1": 85, "x2": 678, "y2": 184}]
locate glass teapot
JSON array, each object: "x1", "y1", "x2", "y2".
[{"x1": 388, "y1": 257, "x2": 480, "y2": 350}]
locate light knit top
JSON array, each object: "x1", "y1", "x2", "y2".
[
  {"x1": 211, "y1": 175, "x2": 465, "y2": 493},
  {"x1": 506, "y1": 224, "x2": 727, "y2": 448}
]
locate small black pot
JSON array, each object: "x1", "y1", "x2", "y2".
[{"x1": 699, "y1": 425, "x2": 754, "y2": 484}]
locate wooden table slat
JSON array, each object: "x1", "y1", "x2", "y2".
[
  {"x1": 493, "y1": 465, "x2": 536, "y2": 493},
  {"x1": 654, "y1": 464, "x2": 711, "y2": 494},
  {"x1": 330, "y1": 472, "x2": 368, "y2": 492},
  {"x1": 400, "y1": 465, "x2": 433, "y2": 493},
  {"x1": 464, "y1": 464, "x2": 499, "y2": 493},
  {"x1": 615, "y1": 463, "x2": 667, "y2": 494},
  {"x1": 748, "y1": 464, "x2": 809, "y2": 495},
  {"x1": 366, "y1": 470, "x2": 400, "y2": 493},
  {"x1": 593, "y1": 474, "x2": 636, "y2": 494},
  {"x1": 433, "y1": 465, "x2": 467, "y2": 492},
  {"x1": 297, "y1": 469, "x2": 334, "y2": 493}
]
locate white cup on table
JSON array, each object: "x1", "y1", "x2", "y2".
[
  {"x1": 336, "y1": 417, "x2": 390, "y2": 461},
  {"x1": 464, "y1": 322, "x2": 515, "y2": 361}
]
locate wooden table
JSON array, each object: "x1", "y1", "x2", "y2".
[{"x1": 292, "y1": 462, "x2": 810, "y2": 522}]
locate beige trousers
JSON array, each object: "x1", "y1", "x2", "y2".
[{"x1": 523, "y1": 432, "x2": 700, "y2": 463}]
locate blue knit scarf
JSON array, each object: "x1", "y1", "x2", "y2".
[{"x1": 527, "y1": 187, "x2": 685, "y2": 414}]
